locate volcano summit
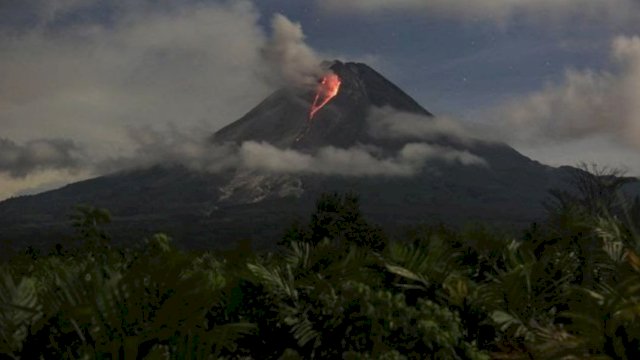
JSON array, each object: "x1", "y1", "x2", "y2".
[
  {"x1": 214, "y1": 61, "x2": 433, "y2": 149},
  {"x1": 0, "y1": 61, "x2": 578, "y2": 252}
]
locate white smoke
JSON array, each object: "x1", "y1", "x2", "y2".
[
  {"x1": 0, "y1": 2, "x2": 331, "y2": 199},
  {"x1": 261, "y1": 13, "x2": 325, "y2": 87}
]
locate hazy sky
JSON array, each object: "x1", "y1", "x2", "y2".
[{"x1": 1, "y1": 0, "x2": 640, "y2": 199}]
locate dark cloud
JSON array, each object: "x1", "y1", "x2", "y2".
[{"x1": 0, "y1": 138, "x2": 86, "y2": 178}]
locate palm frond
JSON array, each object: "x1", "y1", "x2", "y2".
[
  {"x1": 247, "y1": 263, "x2": 298, "y2": 300},
  {"x1": 0, "y1": 271, "x2": 42, "y2": 355}
]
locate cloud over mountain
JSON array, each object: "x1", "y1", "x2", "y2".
[
  {"x1": 0, "y1": 1, "x2": 300, "y2": 160},
  {"x1": 0, "y1": 138, "x2": 85, "y2": 178},
  {"x1": 367, "y1": 107, "x2": 471, "y2": 142},
  {"x1": 239, "y1": 141, "x2": 486, "y2": 177},
  {"x1": 490, "y1": 36, "x2": 640, "y2": 149},
  {"x1": 104, "y1": 128, "x2": 486, "y2": 177},
  {"x1": 0, "y1": 1, "x2": 332, "y2": 198}
]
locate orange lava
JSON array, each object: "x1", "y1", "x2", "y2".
[{"x1": 309, "y1": 73, "x2": 341, "y2": 120}]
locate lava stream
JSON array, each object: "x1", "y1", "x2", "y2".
[{"x1": 309, "y1": 73, "x2": 341, "y2": 120}]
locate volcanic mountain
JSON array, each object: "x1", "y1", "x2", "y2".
[
  {"x1": 211, "y1": 61, "x2": 567, "y2": 216},
  {"x1": 0, "y1": 61, "x2": 590, "y2": 253},
  {"x1": 213, "y1": 61, "x2": 432, "y2": 149}
]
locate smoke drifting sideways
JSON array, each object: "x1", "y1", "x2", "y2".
[
  {"x1": 0, "y1": 106, "x2": 487, "y2": 185},
  {"x1": 0, "y1": 7, "x2": 335, "y2": 191},
  {"x1": 0, "y1": 4, "x2": 484, "y2": 197},
  {"x1": 96, "y1": 121, "x2": 486, "y2": 178},
  {"x1": 0, "y1": 114, "x2": 486, "y2": 202},
  {"x1": 104, "y1": 14, "x2": 487, "y2": 178}
]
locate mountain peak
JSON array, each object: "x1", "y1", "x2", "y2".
[
  {"x1": 213, "y1": 61, "x2": 433, "y2": 149},
  {"x1": 0, "y1": 62, "x2": 585, "y2": 254},
  {"x1": 329, "y1": 60, "x2": 432, "y2": 117}
]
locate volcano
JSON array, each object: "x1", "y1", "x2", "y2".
[
  {"x1": 0, "y1": 61, "x2": 590, "y2": 253},
  {"x1": 213, "y1": 61, "x2": 432, "y2": 149}
]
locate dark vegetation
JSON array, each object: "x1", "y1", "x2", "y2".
[{"x1": 1, "y1": 166, "x2": 640, "y2": 359}]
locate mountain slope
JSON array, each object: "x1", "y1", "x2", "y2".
[
  {"x1": 214, "y1": 61, "x2": 432, "y2": 149},
  {"x1": 0, "y1": 61, "x2": 579, "y2": 253}
]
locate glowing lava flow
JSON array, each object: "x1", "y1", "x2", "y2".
[{"x1": 308, "y1": 73, "x2": 342, "y2": 120}]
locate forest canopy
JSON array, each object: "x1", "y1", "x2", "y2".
[{"x1": 1, "y1": 166, "x2": 639, "y2": 359}]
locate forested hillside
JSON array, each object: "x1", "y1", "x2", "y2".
[{"x1": 1, "y1": 167, "x2": 639, "y2": 359}]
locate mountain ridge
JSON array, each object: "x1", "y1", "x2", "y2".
[
  {"x1": 213, "y1": 61, "x2": 434, "y2": 150},
  {"x1": 0, "y1": 60, "x2": 588, "y2": 254}
]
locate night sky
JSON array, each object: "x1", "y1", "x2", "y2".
[{"x1": 1, "y1": 0, "x2": 640, "y2": 199}]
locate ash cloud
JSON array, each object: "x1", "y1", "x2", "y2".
[
  {"x1": 0, "y1": 138, "x2": 86, "y2": 178},
  {"x1": 0, "y1": 1, "x2": 331, "y2": 198},
  {"x1": 0, "y1": 1, "x2": 328, "y2": 163},
  {"x1": 489, "y1": 36, "x2": 640, "y2": 149},
  {"x1": 261, "y1": 14, "x2": 325, "y2": 87}
]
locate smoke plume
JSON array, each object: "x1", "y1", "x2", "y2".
[
  {"x1": 261, "y1": 13, "x2": 325, "y2": 87},
  {"x1": 0, "y1": 2, "x2": 328, "y2": 198}
]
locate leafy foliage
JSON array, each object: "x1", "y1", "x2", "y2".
[
  {"x1": 1, "y1": 166, "x2": 640, "y2": 358},
  {"x1": 282, "y1": 192, "x2": 387, "y2": 251}
]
